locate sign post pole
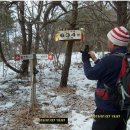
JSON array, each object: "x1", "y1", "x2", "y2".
[
  {"x1": 14, "y1": 53, "x2": 38, "y2": 112},
  {"x1": 30, "y1": 53, "x2": 37, "y2": 112}
]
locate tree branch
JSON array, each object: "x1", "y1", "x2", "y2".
[
  {"x1": 109, "y1": 1, "x2": 117, "y2": 12},
  {"x1": 0, "y1": 42, "x2": 22, "y2": 73},
  {"x1": 32, "y1": 1, "x2": 44, "y2": 23},
  {"x1": 59, "y1": 4, "x2": 67, "y2": 13},
  {"x1": 40, "y1": 1, "x2": 67, "y2": 30}
]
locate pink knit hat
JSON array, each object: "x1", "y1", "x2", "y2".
[{"x1": 107, "y1": 26, "x2": 130, "y2": 46}]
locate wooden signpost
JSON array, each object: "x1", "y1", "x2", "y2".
[
  {"x1": 18, "y1": 54, "x2": 37, "y2": 112},
  {"x1": 29, "y1": 54, "x2": 37, "y2": 112}
]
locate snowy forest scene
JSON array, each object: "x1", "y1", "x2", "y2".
[{"x1": 1, "y1": 1, "x2": 130, "y2": 130}]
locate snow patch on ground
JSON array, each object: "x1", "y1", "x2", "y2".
[
  {"x1": 0, "y1": 102, "x2": 15, "y2": 109},
  {"x1": 69, "y1": 110, "x2": 93, "y2": 130},
  {"x1": 0, "y1": 52, "x2": 130, "y2": 130},
  {"x1": 52, "y1": 96, "x2": 65, "y2": 107}
]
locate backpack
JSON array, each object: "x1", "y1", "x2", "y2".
[{"x1": 111, "y1": 53, "x2": 130, "y2": 110}]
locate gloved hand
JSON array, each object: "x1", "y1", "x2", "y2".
[{"x1": 81, "y1": 50, "x2": 90, "y2": 62}]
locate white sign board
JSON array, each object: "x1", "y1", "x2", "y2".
[
  {"x1": 58, "y1": 30, "x2": 81, "y2": 41},
  {"x1": 36, "y1": 54, "x2": 48, "y2": 60},
  {"x1": 21, "y1": 54, "x2": 33, "y2": 60}
]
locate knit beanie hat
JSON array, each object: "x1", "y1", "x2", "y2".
[{"x1": 107, "y1": 26, "x2": 130, "y2": 46}]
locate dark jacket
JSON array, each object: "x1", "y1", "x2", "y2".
[{"x1": 83, "y1": 47, "x2": 128, "y2": 111}]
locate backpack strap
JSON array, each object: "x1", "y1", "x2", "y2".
[
  {"x1": 103, "y1": 53, "x2": 126, "y2": 91},
  {"x1": 112, "y1": 53, "x2": 127, "y2": 78},
  {"x1": 119, "y1": 58, "x2": 127, "y2": 78}
]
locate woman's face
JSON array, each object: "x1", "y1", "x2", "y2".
[{"x1": 107, "y1": 40, "x2": 114, "y2": 52}]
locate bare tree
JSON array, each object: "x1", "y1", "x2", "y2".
[
  {"x1": 109, "y1": 1, "x2": 128, "y2": 27},
  {"x1": 17, "y1": 1, "x2": 43, "y2": 76},
  {"x1": 60, "y1": 1, "x2": 78, "y2": 87},
  {"x1": 1, "y1": 1, "x2": 129, "y2": 79}
]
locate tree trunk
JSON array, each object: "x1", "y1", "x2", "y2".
[
  {"x1": 18, "y1": 2, "x2": 28, "y2": 76},
  {"x1": 35, "y1": 23, "x2": 40, "y2": 53},
  {"x1": 60, "y1": 41, "x2": 73, "y2": 87},
  {"x1": 60, "y1": 1, "x2": 78, "y2": 87},
  {"x1": 44, "y1": 26, "x2": 49, "y2": 53},
  {"x1": 18, "y1": 2, "x2": 33, "y2": 77},
  {"x1": 34, "y1": 1, "x2": 42, "y2": 53},
  {"x1": 27, "y1": 23, "x2": 32, "y2": 54}
]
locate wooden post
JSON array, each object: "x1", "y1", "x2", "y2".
[{"x1": 30, "y1": 53, "x2": 37, "y2": 112}]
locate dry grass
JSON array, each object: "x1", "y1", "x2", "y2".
[
  {"x1": 54, "y1": 86, "x2": 76, "y2": 95},
  {"x1": 12, "y1": 103, "x2": 70, "y2": 130},
  {"x1": 13, "y1": 105, "x2": 40, "y2": 130}
]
